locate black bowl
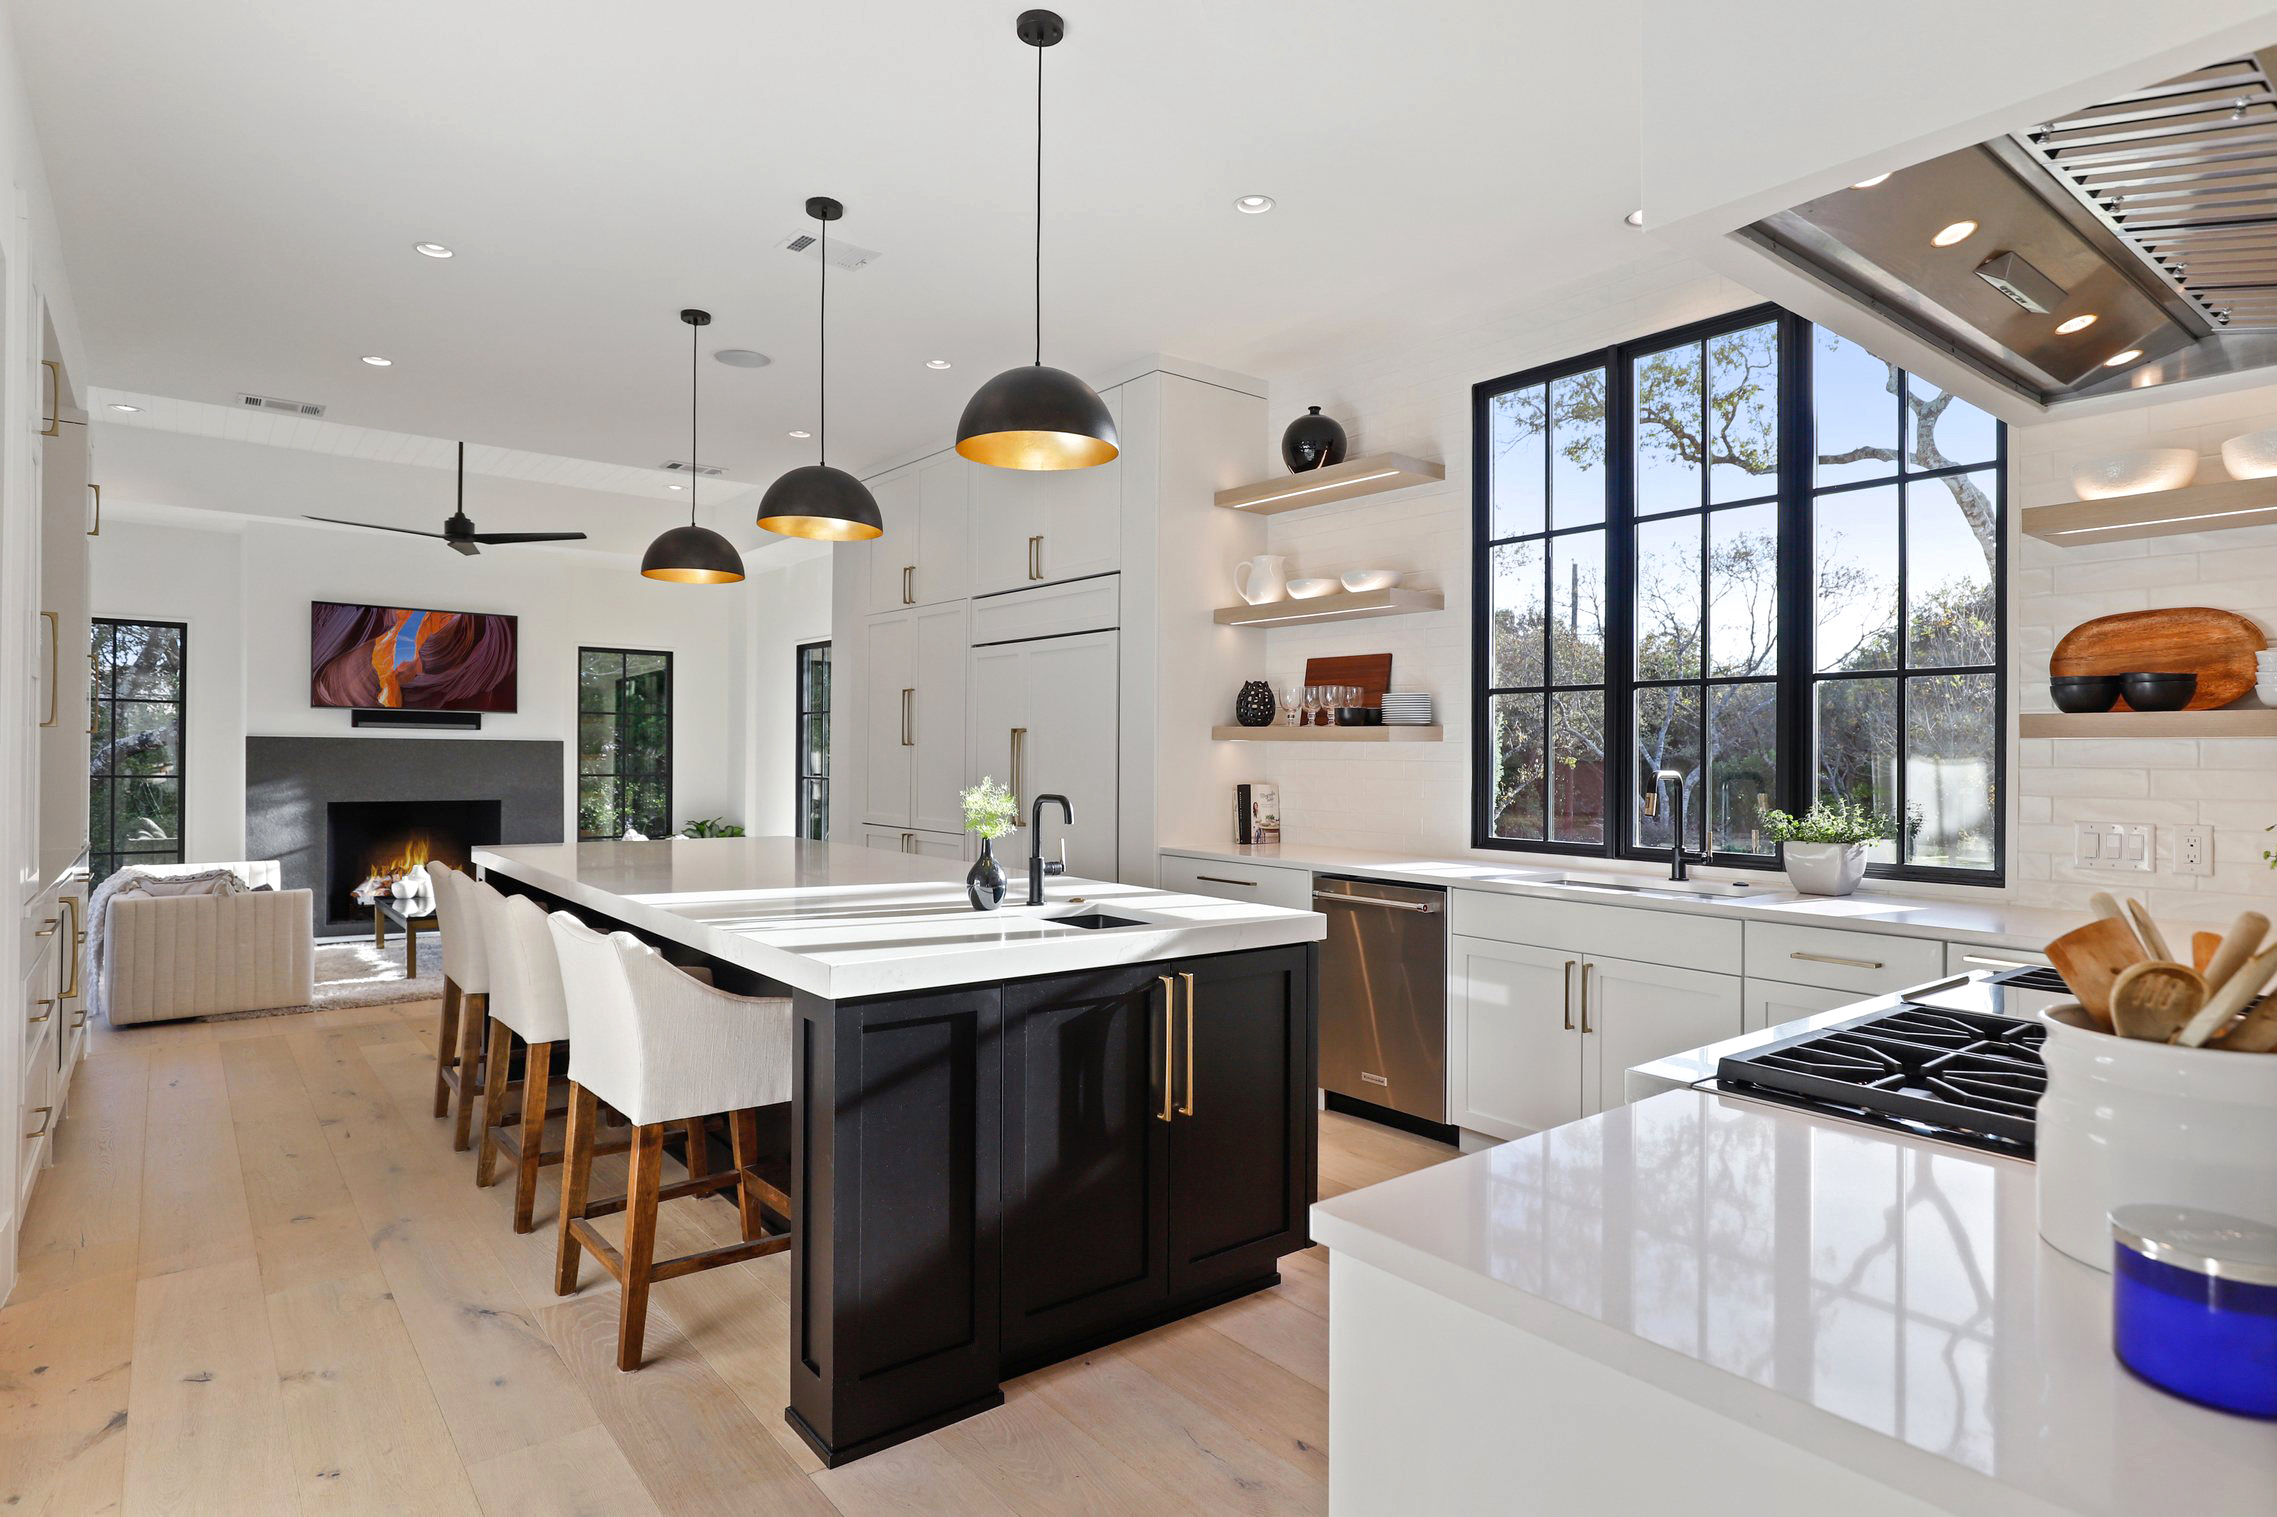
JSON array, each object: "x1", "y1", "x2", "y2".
[
  {"x1": 2120, "y1": 672, "x2": 2197, "y2": 712},
  {"x1": 2049, "y1": 675, "x2": 2122, "y2": 714}
]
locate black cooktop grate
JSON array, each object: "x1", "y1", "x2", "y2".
[{"x1": 1717, "y1": 1004, "x2": 2046, "y2": 1157}]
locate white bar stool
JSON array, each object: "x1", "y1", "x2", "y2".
[
  {"x1": 547, "y1": 910, "x2": 795, "y2": 1372},
  {"x1": 469, "y1": 879, "x2": 589, "y2": 1232},
  {"x1": 424, "y1": 863, "x2": 491, "y2": 1151}
]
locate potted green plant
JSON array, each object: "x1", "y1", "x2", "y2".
[
  {"x1": 959, "y1": 778, "x2": 1019, "y2": 910},
  {"x1": 679, "y1": 816, "x2": 746, "y2": 839},
  {"x1": 1758, "y1": 799, "x2": 1901, "y2": 896}
]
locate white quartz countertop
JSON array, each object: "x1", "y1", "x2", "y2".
[
  {"x1": 473, "y1": 838, "x2": 1324, "y2": 1000},
  {"x1": 1309, "y1": 1090, "x2": 2274, "y2": 1517},
  {"x1": 1161, "y1": 841, "x2": 2123, "y2": 952}
]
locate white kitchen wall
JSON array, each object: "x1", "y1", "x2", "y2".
[
  {"x1": 2009, "y1": 386, "x2": 2277, "y2": 924},
  {"x1": 736, "y1": 545, "x2": 832, "y2": 837}
]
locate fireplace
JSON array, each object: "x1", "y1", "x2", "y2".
[{"x1": 325, "y1": 799, "x2": 502, "y2": 925}]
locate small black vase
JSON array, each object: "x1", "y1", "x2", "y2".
[
  {"x1": 1235, "y1": 680, "x2": 1276, "y2": 727},
  {"x1": 966, "y1": 837, "x2": 1009, "y2": 911},
  {"x1": 1281, "y1": 406, "x2": 1347, "y2": 473}
]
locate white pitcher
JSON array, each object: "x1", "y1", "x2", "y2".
[{"x1": 1234, "y1": 555, "x2": 1289, "y2": 605}]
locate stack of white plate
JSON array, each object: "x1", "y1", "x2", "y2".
[
  {"x1": 1380, "y1": 692, "x2": 1433, "y2": 726},
  {"x1": 2257, "y1": 649, "x2": 2276, "y2": 705}
]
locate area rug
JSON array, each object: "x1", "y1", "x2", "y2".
[{"x1": 200, "y1": 935, "x2": 445, "y2": 1022}]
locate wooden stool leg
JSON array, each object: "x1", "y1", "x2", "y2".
[
  {"x1": 475, "y1": 1018, "x2": 514, "y2": 1187},
  {"x1": 681, "y1": 1116, "x2": 708, "y2": 1182},
  {"x1": 556, "y1": 1081, "x2": 598, "y2": 1295},
  {"x1": 617, "y1": 1124, "x2": 665, "y2": 1371},
  {"x1": 452, "y1": 992, "x2": 488, "y2": 1152},
  {"x1": 513, "y1": 1039, "x2": 554, "y2": 1233},
  {"x1": 729, "y1": 1108, "x2": 764, "y2": 1242},
  {"x1": 432, "y1": 980, "x2": 461, "y2": 1118}
]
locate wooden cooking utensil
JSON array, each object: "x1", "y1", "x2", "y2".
[
  {"x1": 2192, "y1": 931, "x2": 2221, "y2": 973},
  {"x1": 2089, "y1": 892, "x2": 2142, "y2": 953},
  {"x1": 2221, "y1": 996, "x2": 2277, "y2": 1054},
  {"x1": 2176, "y1": 942, "x2": 2277, "y2": 1048},
  {"x1": 2124, "y1": 898, "x2": 2174, "y2": 962},
  {"x1": 2109, "y1": 961, "x2": 2207, "y2": 1043},
  {"x1": 2198, "y1": 911, "x2": 2270, "y2": 995},
  {"x1": 2050, "y1": 607, "x2": 2266, "y2": 711},
  {"x1": 2045, "y1": 917, "x2": 2146, "y2": 1024}
]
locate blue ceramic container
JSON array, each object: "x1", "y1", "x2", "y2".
[{"x1": 2110, "y1": 1204, "x2": 2277, "y2": 1420}]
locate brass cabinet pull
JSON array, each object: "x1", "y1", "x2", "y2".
[
  {"x1": 1178, "y1": 972, "x2": 1197, "y2": 1117},
  {"x1": 902, "y1": 832, "x2": 915, "y2": 853},
  {"x1": 1157, "y1": 976, "x2": 1176, "y2": 1122},
  {"x1": 24, "y1": 1105, "x2": 52, "y2": 1140},
  {"x1": 1009, "y1": 727, "x2": 1027, "y2": 812},
  {"x1": 1027, "y1": 534, "x2": 1044, "y2": 581},
  {"x1": 902, "y1": 564, "x2": 914, "y2": 605},
  {"x1": 34, "y1": 917, "x2": 58, "y2": 938},
  {"x1": 900, "y1": 688, "x2": 914, "y2": 746},
  {"x1": 1562, "y1": 959, "x2": 1576, "y2": 1031},
  {"x1": 87, "y1": 482, "x2": 101, "y2": 537},
  {"x1": 39, "y1": 611, "x2": 59, "y2": 726},
  {"x1": 69, "y1": 1010, "x2": 87, "y2": 1031},
  {"x1": 1195, "y1": 875, "x2": 1256, "y2": 888},
  {"x1": 39, "y1": 359, "x2": 59, "y2": 435},
  {"x1": 59, "y1": 895, "x2": 81, "y2": 999},
  {"x1": 1579, "y1": 963, "x2": 1592, "y2": 1036},
  {"x1": 1789, "y1": 949, "x2": 1883, "y2": 971},
  {"x1": 29, "y1": 997, "x2": 55, "y2": 1024}
]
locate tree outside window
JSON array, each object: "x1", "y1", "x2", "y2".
[
  {"x1": 578, "y1": 648, "x2": 673, "y2": 840},
  {"x1": 89, "y1": 619, "x2": 188, "y2": 885}
]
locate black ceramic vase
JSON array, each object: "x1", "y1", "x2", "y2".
[
  {"x1": 1281, "y1": 406, "x2": 1347, "y2": 473},
  {"x1": 966, "y1": 837, "x2": 1008, "y2": 911},
  {"x1": 1235, "y1": 680, "x2": 1277, "y2": 727}
]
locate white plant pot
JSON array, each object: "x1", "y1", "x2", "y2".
[
  {"x1": 1778, "y1": 841, "x2": 1868, "y2": 896},
  {"x1": 2037, "y1": 1003, "x2": 2277, "y2": 1270}
]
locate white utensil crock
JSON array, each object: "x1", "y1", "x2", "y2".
[
  {"x1": 1235, "y1": 555, "x2": 1289, "y2": 605},
  {"x1": 2036, "y1": 1003, "x2": 2277, "y2": 1270},
  {"x1": 1779, "y1": 841, "x2": 1868, "y2": 896}
]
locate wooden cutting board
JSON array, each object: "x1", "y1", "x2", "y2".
[
  {"x1": 1304, "y1": 653, "x2": 1392, "y2": 707},
  {"x1": 2050, "y1": 607, "x2": 2266, "y2": 711}
]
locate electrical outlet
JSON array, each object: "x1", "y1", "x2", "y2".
[
  {"x1": 2176, "y1": 824, "x2": 2213, "y2": 877},
  {"x1": 2075, "y1": 821, "x2": 2155, "y2": 873}
]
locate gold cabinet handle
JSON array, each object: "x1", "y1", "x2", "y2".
[
  {"x1": 88, "y1": 482, "x2": 101, "y2": 537},
  {"x1": 59, "y1": 895, "x2": 81, "y2": 999},
  {"x1": 34, "y1": 917, "x2": 58, "y2": 938},
  {"x1": 29, "y1": 997, "x2": 55, "y2": 1024},
  {"x1": 1562, "y1": 959, "x2": 1576, "y2": 1032},
  {"x1": 902, "y1": 564, "x2": 914, "y2": 605},
  {"x1": 1009, "y1": 727, "x2": 1026, "y2": 812},
  {"x1": 1579, "y1": 963, "x2": 1592, "y2": 1036},
  {"x1": 900, "y1": 688, "x2": 914, "y2": 746},
  {"x1": 1027, "y1": 534, "x2": 1043, "y2": 581},
  {"x1": 39, "y1": 611, "x2": 59, "y2": 726},
  {"x1": 24, "y1": 1105, "x2": 52, "y2": 1140},
  {"x1": 1178, "y1": 972, "x2": 1197, "y2": 1117},
  {"x1": 69, "y1": 1010, "x2": 87, "y2": 1030},
  {"x1": 1789, "y1": 950, "x2": 1884, "y2": 971},
  {"x1": 39, "y1": 359, "x2": 59, "y2": 435},
  {"x1": 1157, "y1": 976, "x2": 1176, "y2": 1122}
]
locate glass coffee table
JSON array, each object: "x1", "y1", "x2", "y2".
[{"x1": 374, "y1": 894, "x2": 437, "y2": 975}]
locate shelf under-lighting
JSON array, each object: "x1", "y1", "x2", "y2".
[
  {"x1": 1211, "y1": 724, "x2": 1443, "y2": 742},
  {"x1": 2019, "y1": 709, "x2": 2277, "y2": 738},
  {"x1": 1213, "y1": 588, "x2": 1443, "y2": 628},
  {"x1": 1213, "y1": 452, "x2": 1445, "y2": 515},
  {"x1": 2021, "y1": 478, "x2": 2277, "y2": 546}
]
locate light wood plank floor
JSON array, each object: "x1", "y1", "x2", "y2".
[{"x1": 2, "y1": 997, "x2": 1453, "y2": 1516}]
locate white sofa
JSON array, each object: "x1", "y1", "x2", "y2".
[{"x1": 101, "y1": 861, "x2": 315, "y2": 1026}]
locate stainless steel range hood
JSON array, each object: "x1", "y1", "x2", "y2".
[{"x1": 1745, "y1": 50, "x2": 2277, "y2": 406}]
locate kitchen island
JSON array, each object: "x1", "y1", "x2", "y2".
[{"x1": 474, "y1": 838, "x2": 1325, "y2": 1466}]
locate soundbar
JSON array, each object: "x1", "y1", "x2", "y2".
[{"x1": 349, "y1": 708, "x2": 483, "y2": 731}]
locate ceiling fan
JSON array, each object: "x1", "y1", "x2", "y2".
[{"x1": 305, "y1": 441, "x2": 589, "y2": 556}]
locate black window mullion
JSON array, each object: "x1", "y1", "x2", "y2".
[
  {"x1": 1604, "y1": 346, "x2": 1636, "y2": 861},
  {"x1": 1777, "y1": 313, "x2": 1814, "y2": 827}
]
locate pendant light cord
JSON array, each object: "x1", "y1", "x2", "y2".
[
  {"x1": 687, "y1": 312, "x2": 699, "y2": 527},
  {"x1": 1033, "y1": 41, "x2": 1043, "y2": 367},
  {"x1": 819, "y1": 214, "x2": 828, "y2": 465}
]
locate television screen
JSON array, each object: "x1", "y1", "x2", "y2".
[{"x1": 310, "y1": 600, "x2": 519, "y2": 713}]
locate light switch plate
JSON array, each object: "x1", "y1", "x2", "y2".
[
  {"x1": 2076, "y1": 821, "x2": 2155, "y2": 873},
  {"x1": 2176, "y1": 824, "x2": 2213, "y2": 877}
]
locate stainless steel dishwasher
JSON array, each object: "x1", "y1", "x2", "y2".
[{"x1": 1314, "y1": 876, "x2": 1449, "y2": 1133}]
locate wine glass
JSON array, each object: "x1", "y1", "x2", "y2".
[
  {"x1": 1281, "y1": 683, "x2": 1304, "y2": 725},
  {"x1": 1302, "y1": 686, "x2": 1322, "y2": 726}
]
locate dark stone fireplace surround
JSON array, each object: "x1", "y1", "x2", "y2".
[{"x1": 246, "y1": 736, "x2": 564, "y2": 936}]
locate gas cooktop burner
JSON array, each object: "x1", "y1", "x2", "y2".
[{"x1": 1717, "y1": 1004, "x2": 2046, "y2": 1157}]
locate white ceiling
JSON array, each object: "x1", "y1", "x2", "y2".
[{"x1": 16, "y1": 0, "x2": 1651, "y2": 511}]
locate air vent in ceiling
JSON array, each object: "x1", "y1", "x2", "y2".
[
  {"x1": 236, "y1": 391, "x2": 326, "y2": 418},
  {"x1": 776, "y1": 230, "x2": 881, "y2": 271},
  {"x1": 659, "y1": 459, "x2": 727, "y2": 477}
]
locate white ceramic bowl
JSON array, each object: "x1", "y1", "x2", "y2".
[
  {"x1": 1285, "y1": 577, "x2": 1339, "y2": 599},
  {"x1": 2220, "y1": 424, "x2": 2277, "y2": 481},
  {"x1": 1339, "y1": 569, "x2": 1400, "y2": 592},
  {"x1": 2036, "y1": 1002, "x2": 2277, "y2": 1270},
  {"x1": 2070, "y1": 447, "x2": 2199, "y2": 499}
]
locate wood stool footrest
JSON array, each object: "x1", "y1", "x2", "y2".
[
  {"x1": 649, "y1": 1232, "x2": 790, "y2": 1283},
  {"x1": 580, "y1": 1169, "x2": 740, "y2": 1219}
]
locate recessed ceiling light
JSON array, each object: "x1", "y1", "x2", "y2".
[
  {"x1": 787, "y1": 429, "x2": 812, "y2": 439},
  {"x1": 1850, "y1": 173, "x2": 1891, "y2": 189},
  {"x1": 1235, "y1": 194, "x2": 1275, "y2": 214},
  {"x1": 2104, "y1": 348, "x2": 2144, "y2": 367},
  {"x1": 713, "y1": 348, "x2": 771, "y2": 368},
  {"x1": 106, "y1": 402, "x2": 142, "y2": 413},
  {"x1": 1931, "y1": 219, "x2": 1978, "y2": 247},
  {"x1": 413, "y1": 242, "x2": 454, "y2": 258},
  {"x1": 360, "y1": 354, "x2": 392, "y2": 367},
  {"x1": 2055, "y1": 313, "x2": 2098, "y2": 334},
  {"x1": 1624, "y1": 209, "x2": 1645, "y2": 227},
  {"x1": 926, "y1": 359, "x2": 952, "y2": 369}
]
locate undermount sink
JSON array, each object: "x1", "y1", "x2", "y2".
[
  {"x1": 1046, "y1": 911, "x2": 1149, "y2": 931},
  {"x1": 1484, "y1": 872, "x2": 1767, "y2": 903}
]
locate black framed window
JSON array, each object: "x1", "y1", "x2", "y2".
[
  {"x1": 1472, "y1": 308, "x2": 2005, "y2": 884},
  {"x1": 89, "y1": 618, "x2": 188, "y2": 885},
  {"x1": 578, "y1": 648, "x2": 672, "y2": 840},
  {"x1": 796, "y1": 640, "x2": 831, "y2": 840}
]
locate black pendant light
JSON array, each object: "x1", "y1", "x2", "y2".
[
  {"x1": 954, "y1": 9, "x2": 1118, "y2": 472},
  {"x1": 757, "y1": 197, "x2": 885, "y2": 542},
  {"x1": 641, "y1": 309, "x2": 746, "y2": 584}
]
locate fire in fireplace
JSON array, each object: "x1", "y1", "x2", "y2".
[{"x1": 324, "y1": 799, "x2": 503, "y2": 928}]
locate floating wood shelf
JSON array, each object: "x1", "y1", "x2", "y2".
[
  {"x1": 2019, "y1": 709, "x2": 2277, "y2": 738},
  {"x1": 1212, "y1": 587, "x2": 1444, "y2": 628},
  {"x1": 1214, "y1": 452, "x2": 1445, "y2": 515},
  {"x1": 1211, "y1": 724, "x2": 1443, "y2": 742},
  {"x1": 2021, "y1": 478, "x2": 2277, "y2": 546}
]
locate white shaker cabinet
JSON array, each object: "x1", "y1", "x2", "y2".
[
  {"x1": 968, "y1": 629, "x2": 1119, "y2": 881},
  {"x1": 863, "y1": 454, "x2": 970, "y2": 614},
  {"x1": 1580, "y1": 956, "x2": 1742, "y2": 1117},
  {"x1": 1742, "y1": 977, "x2": 1857, "y2": 1033},
  {"x1": 859, "y1": 601, "x2": 968, "y2": 834},
  {"x1": 968, "y1": 386, "x2": 1122, "y2": 595},
  {"x1": 860, "y1": 825, "x2": 969, "y2": 860}
]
